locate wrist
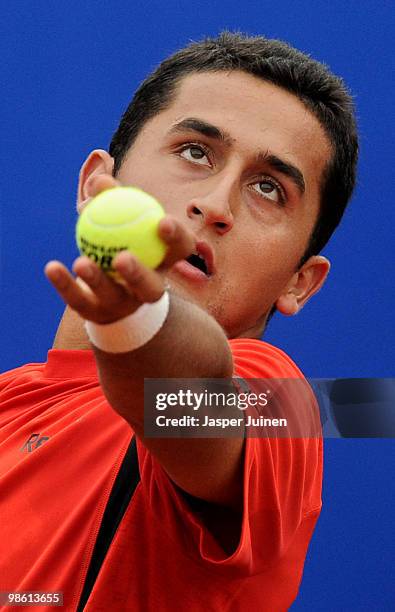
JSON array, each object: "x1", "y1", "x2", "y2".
[{"x1": 84, "y1": 290, "x2": 170, "y2": 353}]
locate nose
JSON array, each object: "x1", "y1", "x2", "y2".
[{"x1": 186, "y1": 178, "x2": 235, "y2": 235}]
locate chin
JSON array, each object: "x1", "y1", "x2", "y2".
[
  {"x1": 165, "y1": 271, "x2": 244, "y2": 339},
  {"x1": 165, "y1": 273, "x2": 205, "y2": 306}
]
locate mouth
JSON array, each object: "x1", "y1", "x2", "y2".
[
  {"x1": 187, "y1": 241, "x2": 214, "y2": 275},
  {"x1": 185, "y1": 254, "x2": 209, "y2": 276},
  {"x1": 172, "y1": 240, "x2": 215, "y2": 283}
]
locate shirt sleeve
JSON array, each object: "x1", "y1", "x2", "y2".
[{"x1": 137, "y1": 338, "x2": 323, "y2": 576}]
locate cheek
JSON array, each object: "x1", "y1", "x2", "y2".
[
  {"x1": 231, "y1": 232, "x2": 301, "y2": 283},
  {"x1": 218, "y1": 233, "x2": 303, "y2": 313},
  {"x1": 118, "y1": 162, "x2": 186, "y2": 216}
]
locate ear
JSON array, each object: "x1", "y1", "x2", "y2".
[
  {"x1": 275, "y1": 256, "x2": 330, "y2": 316},
  {"x1": 77, "y1": 149, "x2": 114, "y2": 213}
]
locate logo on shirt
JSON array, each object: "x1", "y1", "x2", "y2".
[{"x1": 20, "y1": 433, "x2": 50, "y2": 453}]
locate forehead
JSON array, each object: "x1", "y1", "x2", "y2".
[{"x1": 152, "y1": 70, "x2": 332, "y2": 194}]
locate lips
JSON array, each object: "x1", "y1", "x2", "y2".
[
  {"x1": 185, "y1": 241, "x2": 215, "y2": 277},
  {"x1": 186, "y1": 253, "x2": 208, "y2": 275},
  {"x1": 195, "y1": 241, "x2": 214, "y2": 275},
  {"x1": 172, "y1": 240, "x2": 215, "y2": 283}
]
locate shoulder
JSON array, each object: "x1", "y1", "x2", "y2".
[
  {"x1": 0, "y1": 362, "x2": 44, "y2": 391},
  {"x1": 228, "y1": 338, "x2": 304, "y2": 379}
]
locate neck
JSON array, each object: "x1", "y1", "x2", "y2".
[{"x1": 52, "y1": 307, "x2": 92, "y2": 350}]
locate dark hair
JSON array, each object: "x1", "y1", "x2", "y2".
[{"x1": 109, "y1": 31, "x2": 358, "y2": 266}]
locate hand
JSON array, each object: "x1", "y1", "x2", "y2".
[{"x1": 44, "y1": 175, "x2": 195, "y2": 324}]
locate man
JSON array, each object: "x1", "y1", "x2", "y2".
[{"x1": 0, "y1": 32, "x2": 358, "y2": 610}]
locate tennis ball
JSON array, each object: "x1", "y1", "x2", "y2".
[{"x1": 76, "y1": 186, "x2": 167, "y2": 273}]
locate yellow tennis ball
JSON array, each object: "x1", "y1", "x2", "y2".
[{"x1": 76, "y1": 186, "x2": 167, "y2": 273}]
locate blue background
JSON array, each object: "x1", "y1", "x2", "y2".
[{"x1": 2, "y1": 1, "x2": 394, "y2": 608}]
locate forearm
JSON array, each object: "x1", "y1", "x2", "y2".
[
  {"x1": 92, "y1": 291, "x2": 234, "y2": 428},
  {"x1": 91, "y1": 292, "x2": 244, "y2": 508}
]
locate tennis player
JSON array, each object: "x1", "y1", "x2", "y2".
[{"x1": 0, "y1": 32, "x2": 358, "y2": 610}]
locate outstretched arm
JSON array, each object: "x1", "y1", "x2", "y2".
[{"x1": 45, "y1": 175, "x2": 244, "y2": 511}]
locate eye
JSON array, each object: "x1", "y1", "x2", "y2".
[
  {"x1": 250, "y1": 178, "x2": 285, "y2": 205},
  {"x1": 178, "y1": 143, "x2": 211, "y2": 166}
]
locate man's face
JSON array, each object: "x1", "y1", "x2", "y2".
[{"x1": 116, "y1": 71, "x2": 332, "y2": 338}]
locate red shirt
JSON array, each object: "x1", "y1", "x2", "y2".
[{"x1": 0, "y1": 340, "x2": 322, "y2": 611}]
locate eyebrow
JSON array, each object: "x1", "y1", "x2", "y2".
[
  {"x1": 257, "y1": 152, "x2": 306, "y2": 195},
  {"x1": 168, "y1": 117, "x2": 306, "y2": 195},
  {"x1": 168, "y1": 117, "x2": 234, "y2": 145}
]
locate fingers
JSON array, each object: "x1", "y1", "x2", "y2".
[
  {"x1": 45, "y1": 253, "x2": 166, "y2": 324},
  {"x1": 157, "y1": 217, "x2": 195, "y2": 269},
  {"x1": 45, "y1": 257, "x2": 134, "y2": 323},
  {"x1": 72, "y1": 256, "x2": 126, "y2": 304},
  {"x1": 112, "y1": 252, "x2": 165, "y2": 303},
  {"x1": 73, "y1": 254, "x2": 165, "y2": 305},
  {"x1": 45, "y1": 260, "x2": 101, "y2": 318}
]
